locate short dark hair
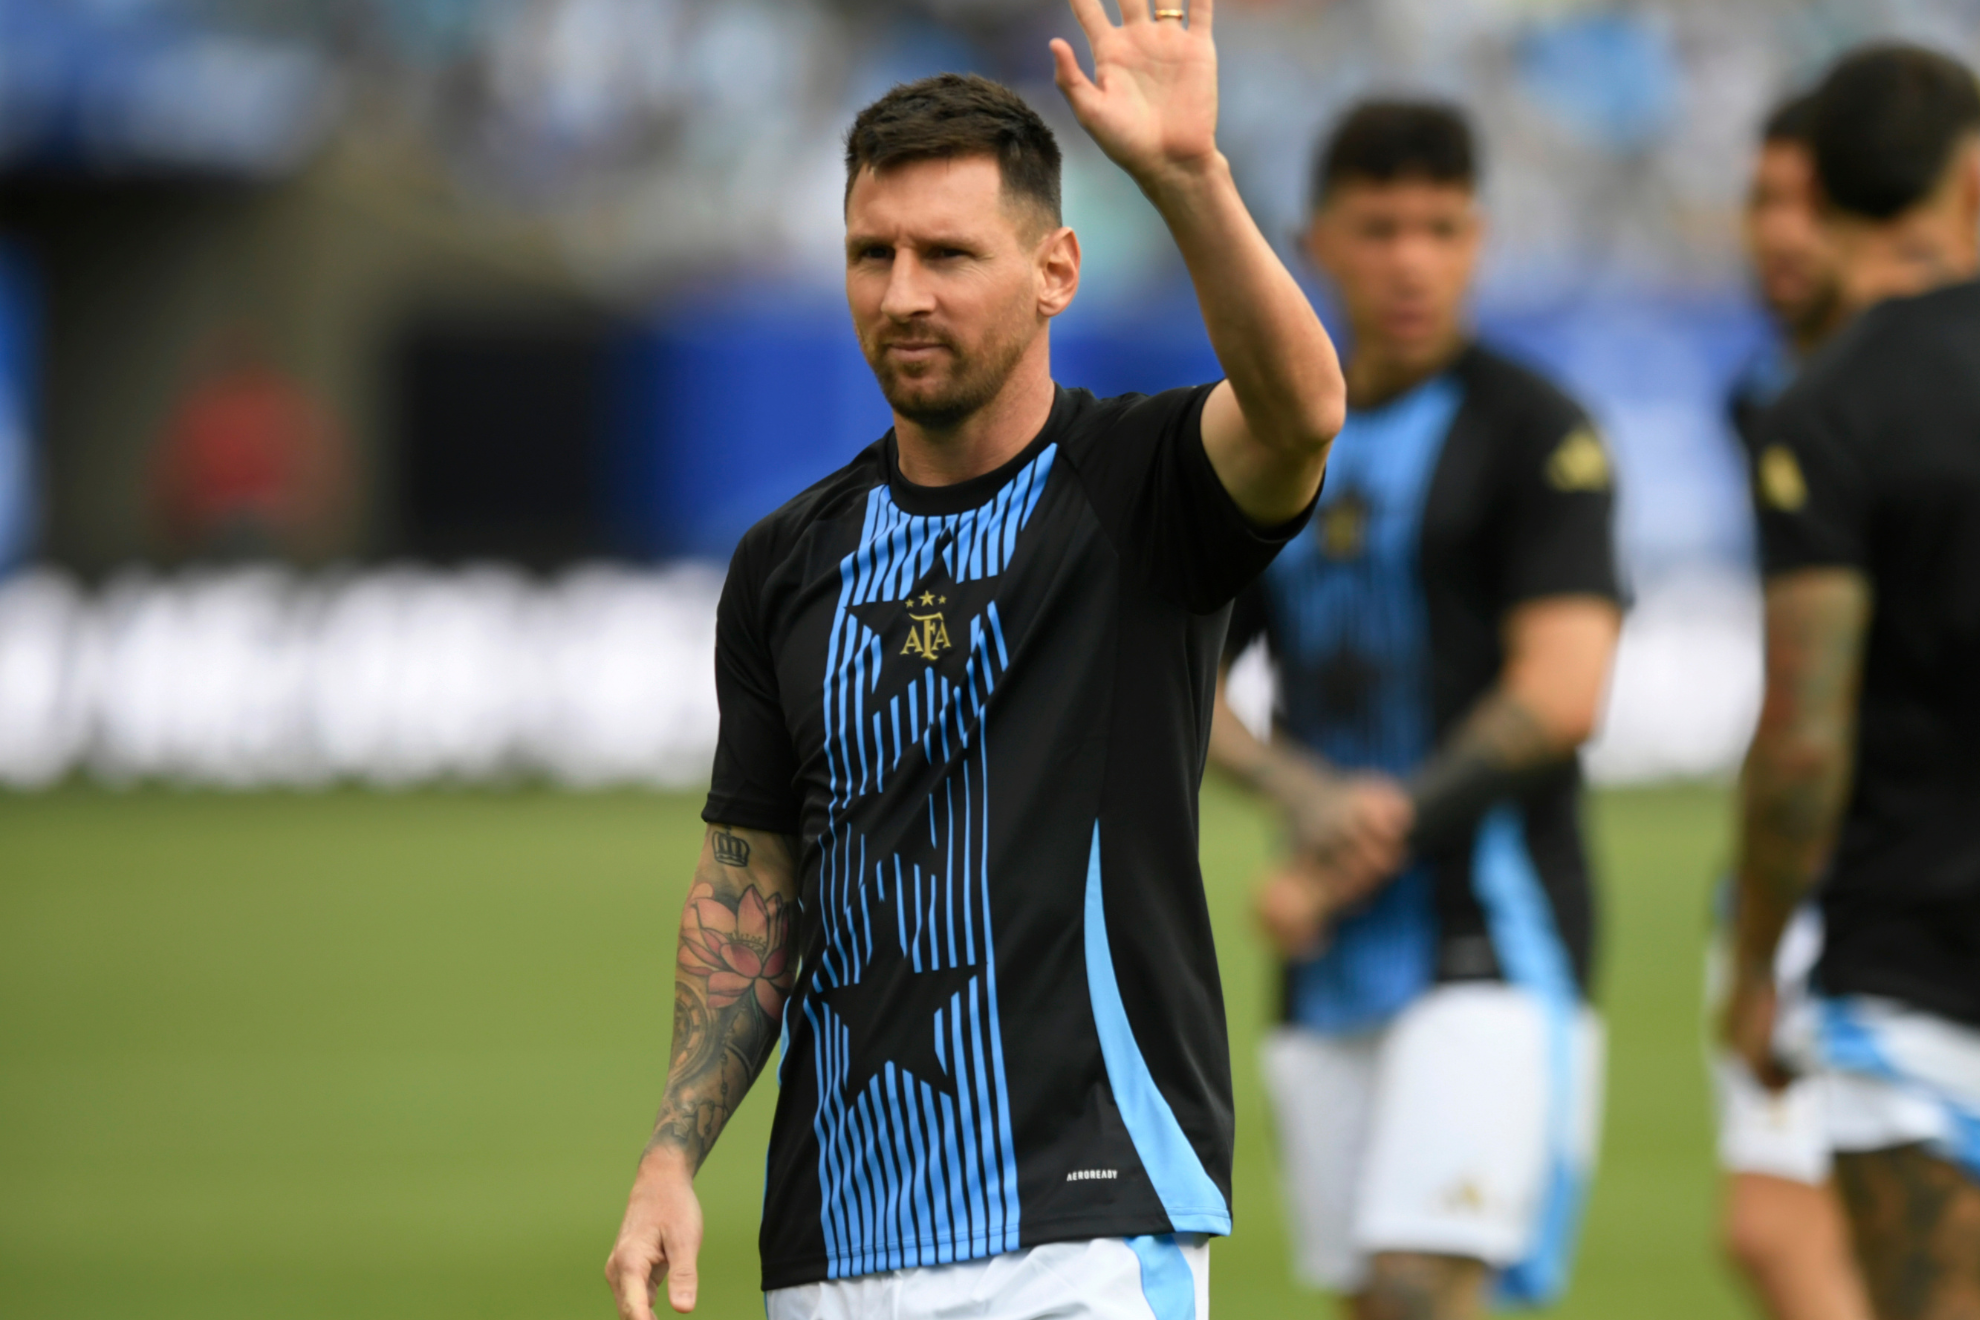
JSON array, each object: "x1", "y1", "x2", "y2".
[
  {"x1": 1809, "y1": 43, "x2": 1980, "y2": 219},
  {"x1": 844, "y1": 73, "x2": 1062, "y2": 228},
  {"x1": 1761, "y1": 91, "x2": 1818, "y2": 146},
  {"x1": 1312, "y1": 99, "x2": 1477, "y2": 210}
]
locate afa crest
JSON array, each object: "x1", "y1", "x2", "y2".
[
  {"x1": 1318, "y1": 490, "x2": 1371, "y2": 560},
  {"x1": 845, "y1": 546, "x2": 992, "y2": 687},
  {"x1": 1757, "y1": 444, "x2": 1808, "y2": 512},
  {"x1": 900, "y1": 591, "x2": 954, "y2": 662},
  {"x1": 1546, "y1": 427, "x2": 1612, "y2": 493}
]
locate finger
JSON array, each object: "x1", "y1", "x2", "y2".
[
  {"x1": 1190, "y1": 0, "x2": 1213, "y2": 34},
  {"x1": 610, "y1": 1262, "x2": 658, "y2": 1320},
  {"x1": 1065, "y1": 0, "x2": 1114, "y2": 43},
  {"x1": 1049, "y1": 38, "x2": 1094, "y2": 101},
  {"x1": 663, "y1": 1229, "x2": 701, "y2": 1313},
  {"x1": 1118, "y1": 0, "x2": 1150, "y2": 25}
]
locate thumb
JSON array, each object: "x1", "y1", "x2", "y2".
[
  {"x1": 1050, "y1": 38, "x2": 1097, "y2": 109},
  {"x1": 663, "y1": 1227, "x2": 701, "y2": 1313}
]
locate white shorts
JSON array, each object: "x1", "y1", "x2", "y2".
[
  {"x1": 1709, "y1": 905, "x2": 1833, "y2": 1184},
  {"x1": 1260, "y1": 983, "x2": 1604, "y2": 1301},
  {"x1": 1778, "y1": 993, "x2": 1980, "y2": 1177},
  {"x1": 765, "y1": 1234, "x2": 1210, "y2": 1320},
  {"x1": 1712, "y1": 1053, "x2": 1834, "y2": 1184}
]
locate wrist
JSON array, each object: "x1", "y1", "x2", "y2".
[
  {"x1": 636, "y1": 1141, "x2": 696, "y2": 1184},
  {"x1": 1135, "y1": 149, "x2": 1232, "y2": 208}
]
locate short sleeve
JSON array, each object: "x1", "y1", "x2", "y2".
[
  {"x1": 1500, "y1": 415, "x2": 1622, "y2": 604},
  {"x1": 702, "y1": 531, "x2": 802, "y2": 834},
  {"x1": 1066, "y1": 384, "x2": 1314, "y2": 613},
  {"x1": 1752, "y1": 387, "x2": 1870, "y2": 576}
]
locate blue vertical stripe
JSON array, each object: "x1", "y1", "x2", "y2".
[
  {"x1": 1083, "y1": 825, "x2": 1233, "y2": 1234},
  {"x1": 1473, "y1": 806, "x2": 1589, "y2": 1307},
  {"x1": 798, "y1": 444, "x2": 1058, "y2": 1276},
  {"x1": 1128, "y1": 1234, "x2": 1198, "y2": 1320}
]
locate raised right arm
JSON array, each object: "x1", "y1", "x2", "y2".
[{"x1": 606, "y1": 822, "x2": 801, "y2": 1318}]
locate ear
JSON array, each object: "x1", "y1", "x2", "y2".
[
  {"x1": 1036, "y1": 226, "x2": 1081, "y2": 318},
  {"x1": 1463, "y1": 201, "x2": 1488, "y2": 253},
  {"x1": 1960, "y1": 140, "x2": 1980, "y2": 227}
]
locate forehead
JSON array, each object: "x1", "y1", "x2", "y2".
[
  {"x1": 845, "y1": 155, "x2": 1023, "y2": 240},
  {"x1": 1755, "y1": 140, "x2": 1815, "y2": 181},
  {"x1": 1321, "y1": 176, "x2": 1477, "y2": 217}
]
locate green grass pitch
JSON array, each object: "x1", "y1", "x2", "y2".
[{"x1": 0, "y1": 782, "x2": 1749, "y2": 1318}]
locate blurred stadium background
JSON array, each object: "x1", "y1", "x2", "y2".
[{"x1": 2, "y1": 0, "x2": 1975, "y2": 1316}]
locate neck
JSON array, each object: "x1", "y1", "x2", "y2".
[
  {"x1": 1344, "y1": 327, "x2": 1467, "y2": 408},
  {"x1": 1836, "y1": 198, "x2": 1980, "y2": 314},
  {"x1": 1788, "y1": 293, "x2": 1848, "y2": 358},
  {"x1": 893, "y1": 335, "x2": 1056, "y2": 487}
]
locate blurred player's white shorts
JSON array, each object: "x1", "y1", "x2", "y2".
[
  {"x1": 1260, "y1": 983, "x2": 1604, "y2": 1304},
  {"x1": 1778, "y1": 992, "x2": 1980, "y2": 1180},
  {"x1": 765, "y1": 1234, "x2": 1210, "y2": 1320},
  {"x1": 1709, "y1": 904, "x2": 1833, "y2": 1184}
]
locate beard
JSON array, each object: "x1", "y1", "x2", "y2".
[{"x1": 862, "y1": 320, "x2": 1031, "y2": 432}]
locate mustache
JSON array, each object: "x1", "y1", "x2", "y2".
[{"x1": 872, "y1": 324, "x2": 961, "y2": 353}]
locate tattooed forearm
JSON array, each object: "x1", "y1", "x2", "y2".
[
  {"x1": 1732, "y1": 570, "x2": 1870, "y2": 976},
  {"x1": 1408, "y1": 691, "x2": 1558, "y2": 855},
  {"x1": 644, "y1": 823, "x2": 801, "y2": 1173},
  {"x1": 711, "y1": 827, "x2": 750, "y2": 867},
  {"x1": 1209, "y1": 674, "x2": 1344, "y2": 806}
]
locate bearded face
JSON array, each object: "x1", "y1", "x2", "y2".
[
  {"x1": 857, "y1": 295, "x2": 1034, "y2": 432},
  {"x1": 845, "y1": 156, "x2": 1057, "y2": 434}
]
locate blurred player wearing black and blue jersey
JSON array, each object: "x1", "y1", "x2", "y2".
[
  {"x1": 1209, "y1": 102, "x2": 1620, "y2": 1319},
  {"x1": 1710, "y1": 92, "x2": 1871, "y2": 1320},
  {"x1": 1725, "y1": 43, "x2": 1980, "y2": 1320}
]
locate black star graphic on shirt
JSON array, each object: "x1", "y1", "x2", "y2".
[
  {"x1": 817, "y1": 872, "x2": 978, "y2": 1099},
  {"x1": 845, "y1": 538, "x2": 999, "y2": 691}
]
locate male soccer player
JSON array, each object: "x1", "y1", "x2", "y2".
[
  {"x1": 1726, "y1": 94, "x2": 1848, "y2": 449},
  {"x1": 1724, "y1": 42, "x2": 1980, "y2": 1320},
  {"x1": 1710, "y1": 92, "x2": 1871, "y2": 1320},
  {"x1": 1208, "y1": 101, "x2": 1620, "y2": 1318},
  {"x1": 605, "y1": 3, "x2": 1346, "y2": 1317}
]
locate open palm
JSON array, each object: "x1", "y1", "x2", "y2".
[{"x1": 1051, "y1": 0, "x2": 1219, "y2": 183}]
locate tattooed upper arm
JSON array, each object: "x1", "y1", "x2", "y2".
[{"x1": 645, "y1": 823, "x2": 802, "y2": 1173}]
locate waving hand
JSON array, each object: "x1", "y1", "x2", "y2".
[{"x1": 1051, "y1": 0, "x2": 1218, "y2": 186}]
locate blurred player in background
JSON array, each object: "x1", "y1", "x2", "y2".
[
  {"x1": 1725, "y1": 42, "x2": 1980, "y2": 1320},
  {"x1": 607, "y1": 3, "x2": 1345, "y2": 1317},
  {"x1": 1709, "y1": 92, "x2": 1872, "y2": 1320},
  {"x1": 1727, "y1": 94, "x2": 1848, "y2": 447},
  {"x1": 1209, "y1": 101, "x2": 1620, "y2": 1319}
]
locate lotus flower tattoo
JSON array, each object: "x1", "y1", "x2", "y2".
[{"x1": 679, "y1": 881, "x2": 794, "y2": 1020}]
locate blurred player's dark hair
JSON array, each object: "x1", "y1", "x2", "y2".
[
  {"x1": 1312, "y1": 99, "x2": 1476, "y2": 210},
  {"x1": 844, "y1": 73, "x2": 1062, "y2": 227},
  {"x1": 1761, "y1": 91, "x2": 1818, "y2": 146},
  {"x1": 1811, "y1": 44, "x2": 1980, "y2": 219}
]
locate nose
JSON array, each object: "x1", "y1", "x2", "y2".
[{"x1": 880, "y1": 250, "x2": 937, "y2": 323}]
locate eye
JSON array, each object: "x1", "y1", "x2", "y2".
[
  {"x1": 853, "y1": 244, "x2": 893, "y2": 263},
  {"x1": 927, "y1": 246, "x2": 969, "y2": 261}
]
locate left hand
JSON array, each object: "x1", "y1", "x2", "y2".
[{"x1": 1051, "y1": 0, "x2": 1219, "y2": 187}]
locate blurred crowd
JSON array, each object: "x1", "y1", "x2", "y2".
[
  {"x1": 13, "y1": 0, "x2": 1980, "y2": 293},
  {"x1": 0, "y1": 564, "x2": 720, "y2": 789},
  {"x1": 8, "y1": 0, "x2": 1980, "y2": 788}
]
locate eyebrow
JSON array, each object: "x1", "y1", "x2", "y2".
[{"x1": 843, "y1": 231, "x2": 986, "y2": 254}]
